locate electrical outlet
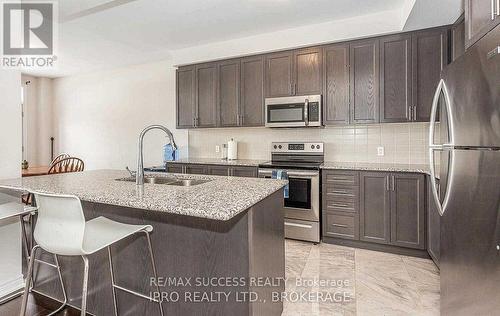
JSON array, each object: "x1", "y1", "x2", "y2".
[
  {"x1": 377, "y1": 146, "x2": 385, "y2": 156},
  {"x1": 215, "y1": 145, "x2": 220, "y2": 153}
]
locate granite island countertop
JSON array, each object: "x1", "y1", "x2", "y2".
[{"x1": 0, "y1": 170, "x2": 287, "y2": 221}]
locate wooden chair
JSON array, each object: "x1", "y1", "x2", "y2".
[
  {"x1": 50, "y1": 153, "x2": 70, "y2": 167},
  {"x1": 22, "y1": 156, "x2": 84, "y2": 205},
  {"x1": 48, "y1": 157, "x2": 85, "y2": 174}
]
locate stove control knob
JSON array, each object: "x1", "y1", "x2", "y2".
[
  {"x1": 311, "y1": 145, "x2": 315, "y2": 149},
  {"x1": 273, "y1": 145, "x2": 277, "y2": 149},
  {"x1": 316, "y1": 145, "x2": 320, "y2": 149},
  {"x1": 278, "y1": 145, "x2": 282, "y2": 149}
]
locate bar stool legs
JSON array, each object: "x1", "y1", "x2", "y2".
[
  {"x1": 81, "y1": 256, "x2": 89, "y2": 316},
  {"x1": 20, "y1": 245, "x2": 68, "y2": 316},
  {"x1": 108, "y1": 246, "x2": 119, "y2": 316},
  {"x1": 20, "y1": 245, "x2": 39, "y2": 316},
  {"x1": 107, "y1": 230, "x2": 164, "y2": 316},
  {"x1": 48, "y1": 254, "x2": 68, "y2": 316},
  {"x1": 145, "y1": 231, "x2": 164, "y2": 316}
]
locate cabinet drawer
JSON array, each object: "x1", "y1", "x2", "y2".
[
  {"x1": 325, "y1": 186, "x2": 357, "y2": 199},
  {"x1": 324, "y1": 212, "x2": 358, "y2": 240},
  {"x1": 324, "y1": 171, "x2": 359, "y2": 186},
  {"x1": 324, "y1": 199, "x2": 357, "y2": 213}
]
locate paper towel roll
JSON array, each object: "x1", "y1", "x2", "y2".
[{"x1": 227, "y1": 138, "x2": 238, "y2": 160}]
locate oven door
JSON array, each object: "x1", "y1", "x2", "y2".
[{"x1": 258, "y1": 168, "x2": 320, "y2": 222}]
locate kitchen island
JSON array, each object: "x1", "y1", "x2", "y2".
[{"x1": 0, "y1": 170, "x2": 287, "y2": 316}]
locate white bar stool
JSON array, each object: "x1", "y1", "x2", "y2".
[{"x1": 20, "y1": 191, "x2": 164, "y2": 316}]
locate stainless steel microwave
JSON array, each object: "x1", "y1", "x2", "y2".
[{"x1": 265, "y1": 95, "x2": 322, "y2": 128}]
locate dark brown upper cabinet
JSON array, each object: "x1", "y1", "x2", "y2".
[
  {"x1": 176, "y1": 65, "x2": 196, "y2": 128},
  {"x1": 350, "y1": 39, "x2": 380, "y2": 124},
  {"x1": 379, "y1": 34, "x2": 412, "y2": 123},
  {"x1": 177, "y1": 26, "x2": 450, "y2": 128},
  {"x1": 323, "y1": 43, "x2": 350, "y2": 125},
  {"x1": 390, "y1": 173, "x2": 425, "y2": 250},
  {"x1": 360, "y1": 172, "x2": 391, "y2": 244},
  {"x1": 452, "y1": 15, "x2": 466, "y2": 61},
  {"x1": 293, "y1": 47, "x2": 322, "y2": 95},
  {"x1": 264, "y1": 48, "x2": 322, "y2": 97},
  {"x1": 195, "y1": 63, "x2": 218, "y2": 127},
  {"x1": 217, "y1": 59, "x2": 240, "y2": 127},
  {"x1": 240, "y1": 56, "x2": 265, "y2": 127},
  {"x1": 412, "y1": 28, "x2": 448, "y2": 122},
  {"x1": 465, "y1": 0, "x2": 500, "y2": 48},
  {"x1": 265, "y1": 51, "x2": 293, "y2": 97}
]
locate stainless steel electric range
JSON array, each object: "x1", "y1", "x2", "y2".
[{"x1": 258, "y1": 142, "x2": 323, "y2": 243}]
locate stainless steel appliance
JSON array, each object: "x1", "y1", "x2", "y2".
[
  {"x1": 428, "y1": 25, "x2": 500, "y2": 315},
  {"x1": 258, "y1": 142, "x2": 324, "y2": 243},
  {"x1": 265, "y1": 95, "x2": 322, "y2": 127}
]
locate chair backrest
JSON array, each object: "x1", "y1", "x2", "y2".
[
  {"x1": 48, "y1": 157, "x2": 84, "y2": 174},
  {"x1": 32, "y1": 191, "x2": 86, "y2": 255},
  {"x1": 50, "y1": 153, "x2": 70, "y2": 167}
]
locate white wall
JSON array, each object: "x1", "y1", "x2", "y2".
[
  {"x1": 0, "y1": 70, "x2": 24, "y2": 300},
  {"x1": 53, "y1": 60, "x2": 188, "y2": 170},
  {"x1": 22, "y1": 75, "x2": 54, "y2": 166}
]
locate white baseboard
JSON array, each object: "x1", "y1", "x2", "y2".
[{"x1": 0, "y1": 274, "x2": 24, "y2": 304}]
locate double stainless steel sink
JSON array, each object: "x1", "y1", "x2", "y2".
[{"x1": 117, "y1": 177, "x2": 211, "y2": 187}]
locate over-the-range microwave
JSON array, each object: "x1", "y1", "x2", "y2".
[{"x1": 265, "y1": 95, "x2": 322, "y2": 128}]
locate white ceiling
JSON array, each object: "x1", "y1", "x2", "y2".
[{"x1": 25, "y1": 0, "x2": 462, "y2": 78}]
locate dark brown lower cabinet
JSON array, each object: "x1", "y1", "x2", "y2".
[
  {"x1": 231, "y1": 166, "x2": 258, "y2": 178},
  {"x1": 359, "y1": 172, "x2": 391, "y2": 244},
  {"x1": 166, "y1": 163, "x2": 257, "y2": 178},
  {"x1": 322, "y1": 170, "x2": 360, "y2": 240},
  {"x1": 427, "y1": 177, "x2": 440, "y2": 266},
  {"x1": 390, "y1": 173, "x2": 426, "y2": 250},
  {"x1": 166, "y1": 163, "x2": 184, "y2": 173},
  {"x1": 185, "y1": 164, "x2": 208, "y2": 175},
  {"x1": 359, "y1": 171, "x2": 425, "y2": 248},
  {"x1": 207, "y1": 165, "x2": 230, "y2": 176},
  {"x1": 324, "y1": 170, "x2": 427, "y2": 254}
]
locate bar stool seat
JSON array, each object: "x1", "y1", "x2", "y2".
[{"x1": 82, "y1": 216, "x2": 152, "y2": 255}]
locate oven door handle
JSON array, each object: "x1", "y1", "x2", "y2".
[
  {"x1": 258, "y1": 169, "x2": 319, "y2": 178},
  {"x1": 285, "y1": 222, "x2": 313, "y2": 229}
]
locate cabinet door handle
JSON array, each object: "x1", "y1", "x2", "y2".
[
  {"x1": 385, "y1": 176, "x2": 390, "y2": 191},
  {"x1": 332, "y1": 202, "x2": 350, "y2": 208},
  {"x1": 488, "y1": 46, "x2": 500, "y2": 59},
  {"x1": 332, "y1": 224, "x2": 348, "y2": 228},
  {"x1": 391, "y1": 175, "x2": 395, "y2": 191}
]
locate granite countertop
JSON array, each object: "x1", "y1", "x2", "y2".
[
  {"x1": 320, "y1": 161, "x2": 435, "y2": 176},
  {"x1": 0, "y1": 170, "x2": 287, "y2": 221},
  {"x1": 168, "y1": 158, "x2": 267, "y2": 167}
]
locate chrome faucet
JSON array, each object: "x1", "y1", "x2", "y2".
[{"x1": 136, "y1": 125, "x2": 177, "y2": 186}]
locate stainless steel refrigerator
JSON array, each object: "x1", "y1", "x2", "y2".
[{"x1": 428, "y1": 25, "x2": 500, "y2": 315}]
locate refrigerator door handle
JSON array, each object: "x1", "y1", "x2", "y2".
[{"x1": 428, "y1": 79, "x2": 455, "y2": 216}]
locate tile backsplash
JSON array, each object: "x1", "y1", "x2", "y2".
[{"x1": 188, "y1": 123, "x2": 437, "y2": 164}]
